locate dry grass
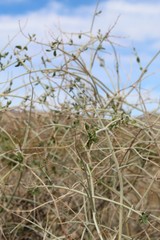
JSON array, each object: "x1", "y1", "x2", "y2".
[{"x1": 0, "y1": 109, "x2": 160, "y2": 240}]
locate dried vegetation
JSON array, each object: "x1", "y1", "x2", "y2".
[{"x1": 0, "y1": 7, "x2": 160, "y2": 239}]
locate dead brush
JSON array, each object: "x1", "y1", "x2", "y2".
[
  {"x1": 0, "y1": 110, "x2": 160, "y2": 240},
  {"x1": 0, "y1": 7, "x2": 160, "y2": 239}
]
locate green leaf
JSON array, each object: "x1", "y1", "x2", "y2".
[
  {"x1": 136, "y1": 57, "x2": 140, "y2": 63},
  {"x1": 96, "y1": 10, "x2": 102, "y2": 15},
  {"x1": 53, "y1": 50, "x2": 57, "y2": 56},
  {"x1": 15, "y1": 61, "x2": 23, "y2": 67},
  {"x1": 41, "y1": 56, "x2": 46, "y2": 67},
  {"x1": 15, "y1": 45, "x2": 22, "y2": 50},
  {"x1": 139, "y1": 212, "x2": 149, "y2": 224},
  {"x1": 52, "y1": 72, "x2": 56, "y2": 77},
  {"x1": 85, "y1": 122, "x2": 90, "y2": 130}
]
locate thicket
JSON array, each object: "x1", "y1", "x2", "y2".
[{"x1": 0, "y1": 9, "x2": 160, "y2": 240}]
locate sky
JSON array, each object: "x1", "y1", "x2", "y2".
[{"x1": 0, "y1": 0, "x2": 160, "y2": 115}]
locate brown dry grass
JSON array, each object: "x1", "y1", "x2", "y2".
[{"x1": 0, "y1": 109, "x2": 160, "y2": 240}]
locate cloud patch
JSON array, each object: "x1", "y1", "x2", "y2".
[{"x1": 0, "y1": 0, "x2": 160, "y2": 47}]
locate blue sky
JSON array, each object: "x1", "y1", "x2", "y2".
[
  {"x1": 0, "y1": 0, "x2": 160, "y2": 115},
  {"x1": 0, "y1": 0, "x2": 49, "y2": 15},
  {"x1": 0, "y1": 0, "x2": 98, "y2": 15}
]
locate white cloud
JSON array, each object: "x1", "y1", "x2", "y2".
[
  {"x1": 0, "y1": 0, "x2": 160, "y2": 48},
  {"x1": 93, "y1": 0, "x2": 160, "y2": 43},
  {"x1": 0, "y1": 1, "x2": 91, "y2": 48}
]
